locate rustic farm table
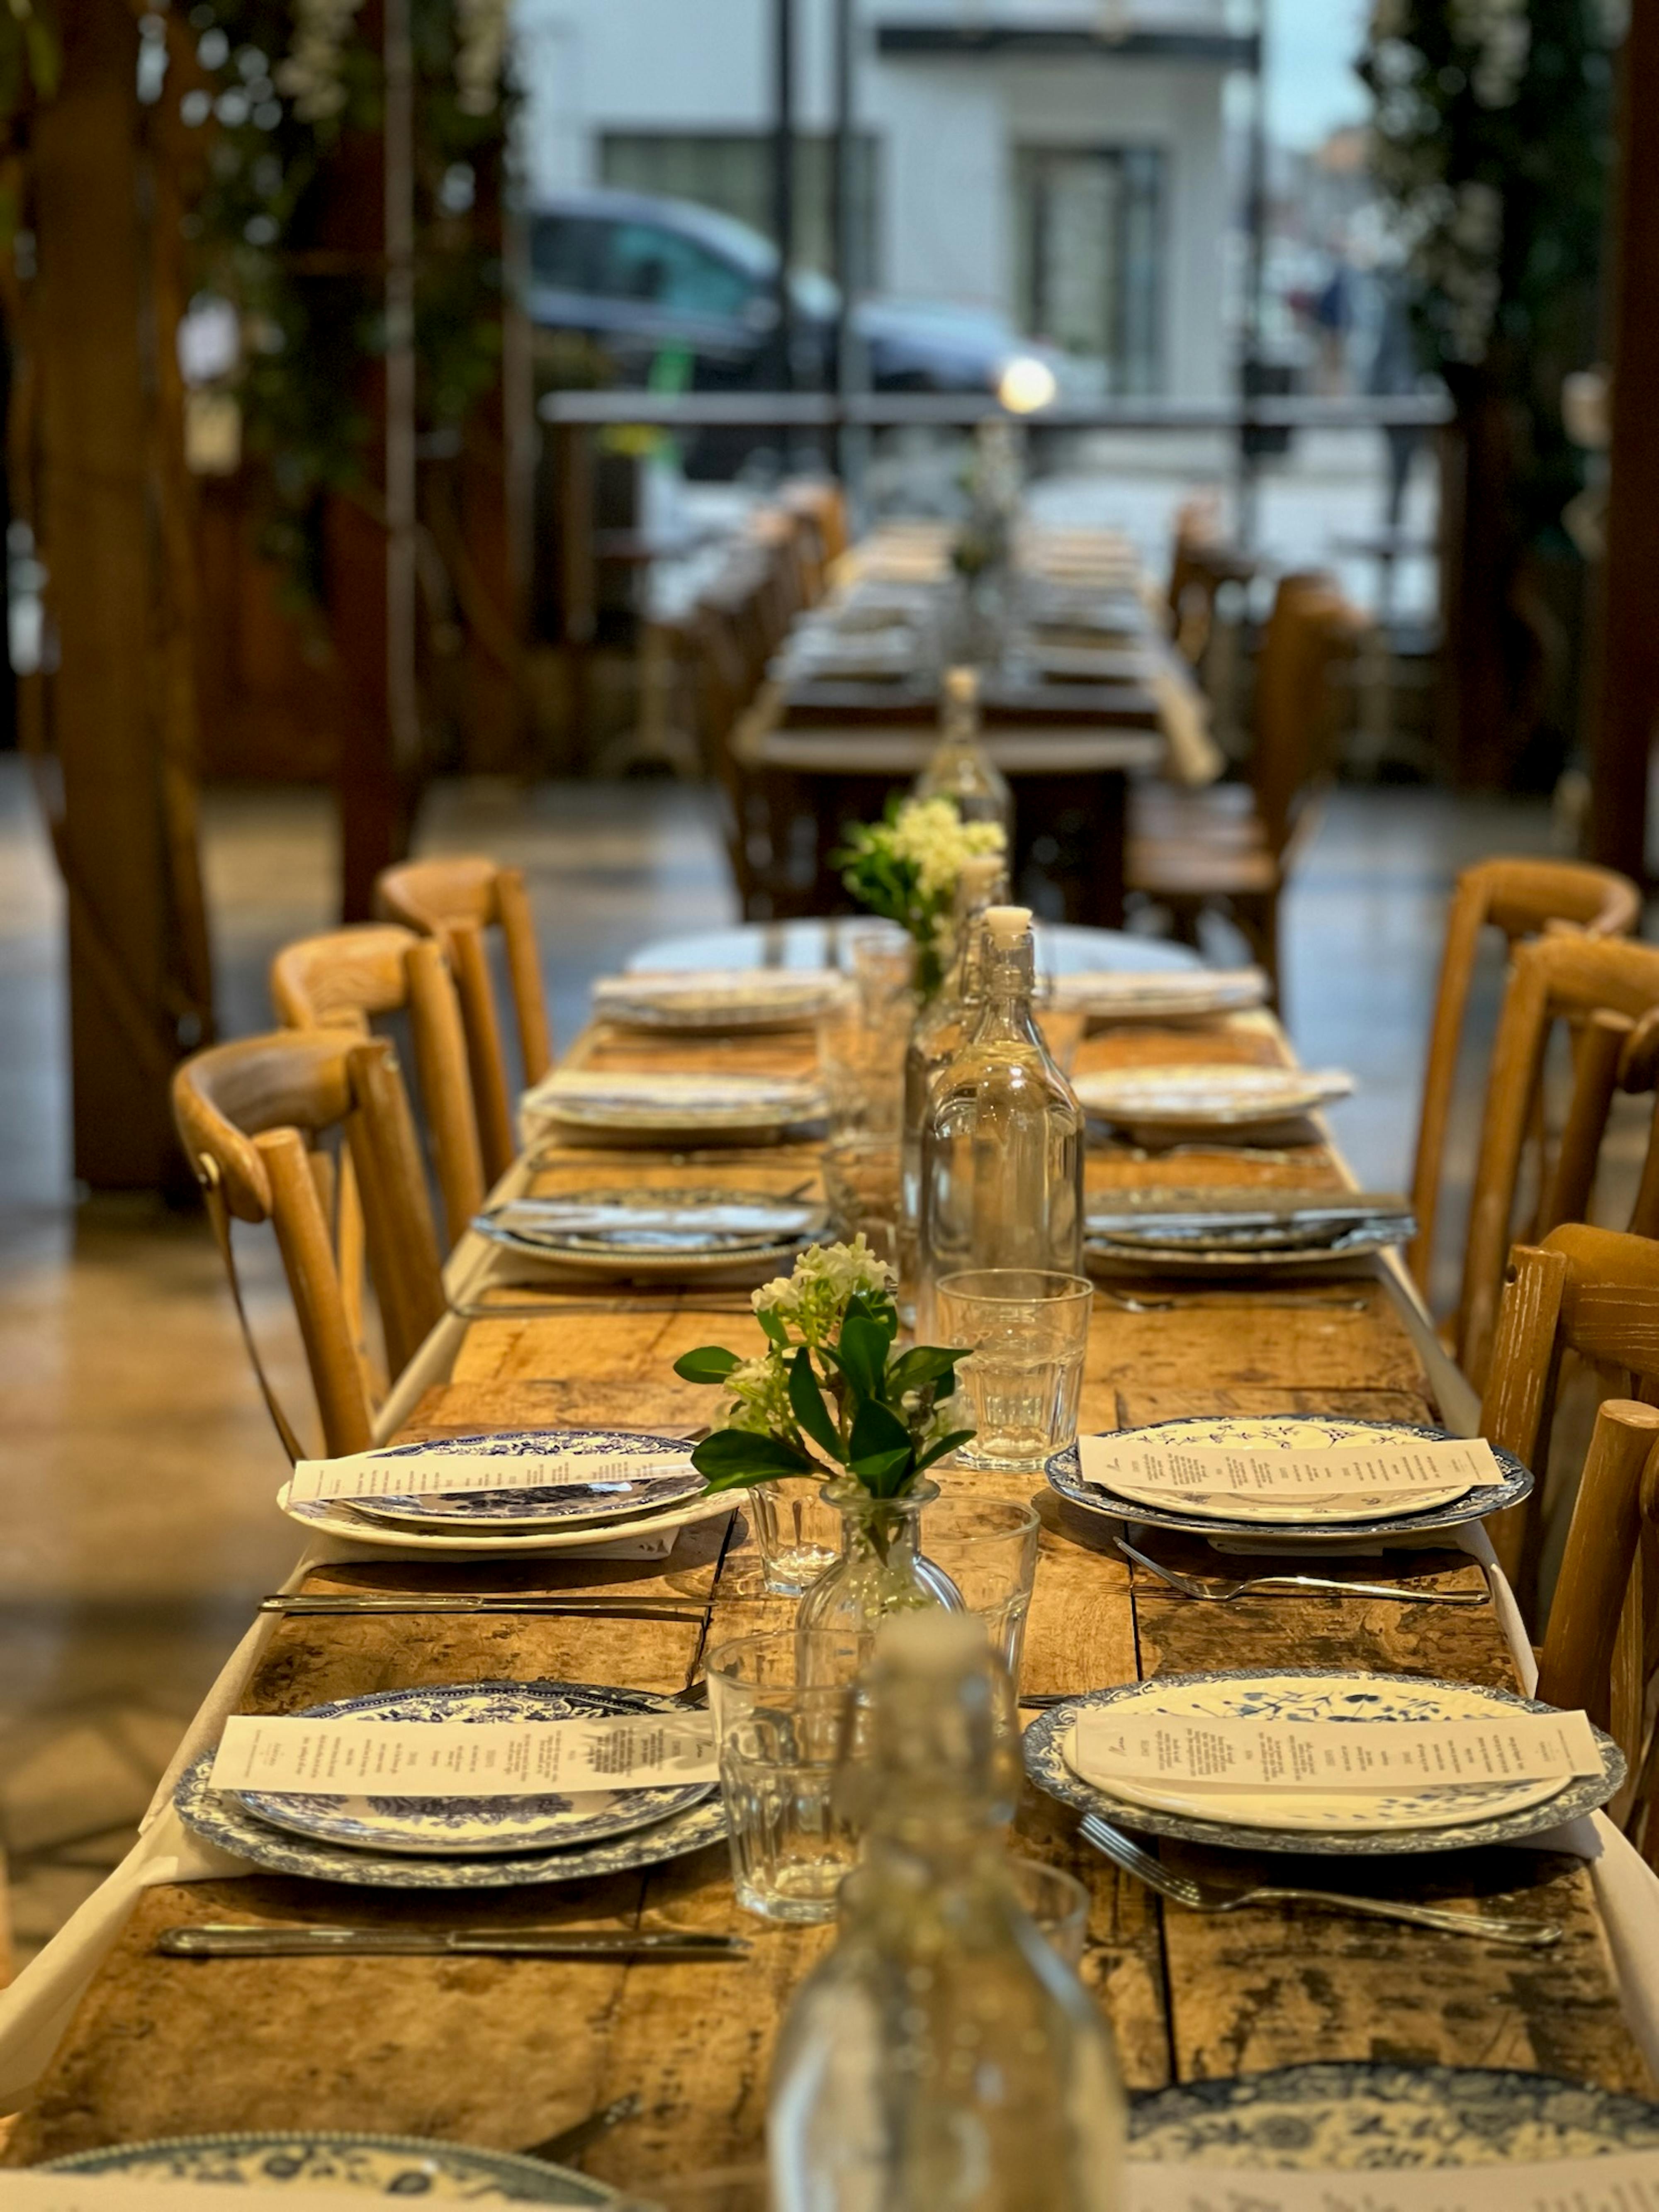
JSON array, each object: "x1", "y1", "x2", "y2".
[{"x1": 3, "y1": 1001, "x2": 1651, "y2": 2188}]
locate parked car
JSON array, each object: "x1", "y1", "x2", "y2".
[{"x1": 526, "y1": 186, "x2": 1079, "y2": 469}]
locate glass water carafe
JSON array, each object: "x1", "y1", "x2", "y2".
[
  {"x1": 914, "y1": 664, "x2": 1014, "y2": 841},
  {"x1": 917, "y1": 904, "x2": 1085, "y2": 1336},
  {"x1": 767, "y1": 1611, "x2": 1126, "y2": 2212}
]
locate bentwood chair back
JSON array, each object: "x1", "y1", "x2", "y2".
[
  {"x1": 1408, "y1": 857, "x2": 1639, "y2": 1301},
  {"x1": 270, "y1": 923, "x2": 484, "y2": 1251},
  {"x1": 375, "y1": 857, "x2": 552, "y2": 1185},
  {"x1": 1457, "y1": 932, "x2": 1659, "y2": 1393},
  {"x1": 172, "y1": 1029, "x2": 446, "y2": 1460},
  {"x1": 1483, "y1": 1226, "x2": 1659, "y2": 1856}
]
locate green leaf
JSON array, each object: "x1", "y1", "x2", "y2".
[
  {"x1": 837, "y1": 1308, "x2": 890, "y2": 1402},
  {"x1": 757, "y1": 1306, "x2": 792, "y2": 1349},
  {"x1": 847, "y1": 1394, "x2": 911, "y2": 1468},
  {"x1": 672, "y1": 1346, "x2": 741, "y2": 1386},
  {"x1": 914, "y1": 1428, "x2": 976, "y2": 1476},
  {"x1": 690, "y1": 1428, "x2": 819, "y2": 1491},
  {"x1": 885, "y1": 1345, "x2": 972, "y2": 1397},
  {"x1": 848, "y1": 1444, "x2": 914, "y2": 1495},
  {"x1": 788, "y1": 1348, "x2": 842, "y2": 1461}
]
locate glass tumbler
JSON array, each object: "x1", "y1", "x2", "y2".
[
  {"x1": 1008, "y1": 1855, "x2": 1091, "y2": 1967},
  {"x1": 817, "y1": 997, "x2": 910, "y2": 1139},
  {"x1": 706, "y1": 1629, "x2": 866, "y2": 1924},
  {"x1": 749, "y1": 1477, "x2": 842, "y2": 1597},
  {"x1": 935, "y1": 1268, "x2": 1093, "y2": 1469},
  {"x1": 918, "y1": 1494, "x2": 1041, "y2": 1683},
  {"x1": 822, "y1": 1133, "x2": 902, "y2": 1271}
]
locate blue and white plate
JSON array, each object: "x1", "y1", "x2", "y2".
[
  {"x1": 1047, "y1": 1417, "x2": 1532, "y2": 1545},
  {"x1": 326, "y1": 1428, "x2": 703, "y2": 1534},
  {"x1": 1130, "y1": 2063, "x2": 1659, "y2": 2167},
  {"x1": 42, "y1": 2129, "x2": 621, "y2": 2200},
  {"x1": 1024, "y1": 1669, "x2": 1623, "y2": 1854},
  {"x1": 224, "y1": 1682, "x2": 715, "y2": 1857},
  {"x1": 177, "y1": 1686, "x2": 727, "y2": 1888}
]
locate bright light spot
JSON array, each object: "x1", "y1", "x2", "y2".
[{"x1": 997, "y1": 355, "x2": 1058, "y2": 414}]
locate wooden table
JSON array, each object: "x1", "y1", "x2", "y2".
[{"x1": 6, "y1": 1009, "x2": 1651, "y2": 2185}]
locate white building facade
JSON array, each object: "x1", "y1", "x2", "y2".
[{"x1": 515, "y1": 0, "x2": 1250, "y2": 400}]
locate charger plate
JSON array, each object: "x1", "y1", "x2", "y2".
[
  {"x1": 43, "y1": 2132, "x2": 620, "y2": 2200},
  {"x1": 1047, "y1": 1417, "x2": 1531, "y2": 1545},
  {"x1": 474, "y1": 1188, "x2": 824, "y2": 1283},
  {"x1": 280, "y1": 1483, "x2": 732, "y2": 1554},
  {"x1": 326, "y1": 1427, "x2": 703, "y2": 1533},
  {"x1": 1129, "y1": 2063, "x2": 1659, "y2": 2167},
  {"x1": 1024, "y1": 1670, "x2": 1623, "y2": 1854},
  {"x1": 226, "y1": 1680, "x2": 713, "y2": 1857}
]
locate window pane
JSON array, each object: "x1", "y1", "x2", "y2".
[
  {"x1": 599, "y1": 132, "x2": 880, "y2": 287},
  {"x1": 600, "y1": 222, "x2": 754, "y2": 317}
]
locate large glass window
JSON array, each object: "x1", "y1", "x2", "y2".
[
  {"x1": 1013, "y1": 144, "x2": 1165, "y2": 395},
  {"x1": 596, "y1": 223, "x2": 757, "y2": 316},
  {"x1": 600, "y1": 132, "x2": 881, "y2": 289}
]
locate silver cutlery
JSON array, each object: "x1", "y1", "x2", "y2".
[
  {"x1": 157, "y1": 1924, "x2": 749, "y2": 1961},
  {"x1": 259, "y1": 1592, "x2": 712, "y2": 1620},
  {"x1": 519, "y1": 2093, "x2": 642, "y2": 2167},
  {"x1": 1114, "y1": 1533, "x2": 1490, "y2": 1609},
  {"x1": 1078, "y1": 1816, "x2": 1562, "y2": 1947}
]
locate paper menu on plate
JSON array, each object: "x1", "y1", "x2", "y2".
[
  {"x1": 287, "y1": 1445, "x2": 696, "y2": 1503},
  {"x1": 209, "y1": 1710, "x2": 718, "y2": 1795},
  {"x1": 1126, "y1": 2149, "x2": 1659, "y2": 2212},
  {"x1": 1077, "y1": 1433, "x2": 1499, "y2": 1500},
  {"x1": 1070, "y1": 1706, "x2": 1601, "y2": 1793}
]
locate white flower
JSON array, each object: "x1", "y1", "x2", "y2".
[
  {"x1": 752, "y1": 1237, "x2": 894, "y2": 1347},
  {"x1": 275, "y1": 0, "x2": 362, "y2": 121}
]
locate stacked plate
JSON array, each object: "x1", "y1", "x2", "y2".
[
  {"x1": 280, "y1": 1427, "x2": 734, "y2": 1557},
  {"x1": 475, "y1": 1188, "x2": 827, "y2": 1283},
  {"x1": 1047, "y1": 1416, "x2": 1531, "y2": 1547},
  {"x1": 1075, "y1": 1062, "x2": 1354, "y2": 1138},
  {"x1": 521, "y1": 1068, "x2": 827, "y2": 1142},
  {"x1": 175, "y1": 1680, "x2": 726, "y2": 1890},
  {"x1": 1084, "y1": 1190, "x2": 1416, "y2": 1275},
  {"x1": 1024, "y1": 1669, "x2": 1622, "y2": 1854},
  {"x1": 44, "y1": 2131, "x2": 623, "y2": 2200},
  {"x1": 1048, "y1": 967, "x2": 1267, "y2": 1022},
  {"x1": 591, "y1": 968, "x2": 848, "y2": 1033}
]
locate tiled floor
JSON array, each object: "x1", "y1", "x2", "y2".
[{"x1": 0, "y1": 757, "x2": 1614, "y2": 1974}]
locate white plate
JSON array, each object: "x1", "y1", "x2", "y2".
[
  {"x1": 1060, "y1": 1672, "x2": 1568, "y2": 1833},
  {"x1": 1075, "y1": 1063, "x2": 1354, "y2": 1132},
  {"x1": 591, "y1": 969, "x2": 849, "y2": 1032},
  {"x1": 1071, "y1": 1415, "x2": 1474, "y2": 1528},
  {"x1": 475, "y1": 1188, "x2": 825, "y2": 1282},
  {"x1": 1051, "y1": 968, "x2": 1267, "y2": 1021},
  {"x1": 521, "y1": 1071, "x2": 827, "y2": 1139},
  {"x1": 280, "y1": 1482, "x2": 736, "y2": 1555}
]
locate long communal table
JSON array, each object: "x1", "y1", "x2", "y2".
[{"x1": 4, "y1": 1005, "x2": 1652, "y2": 2185}]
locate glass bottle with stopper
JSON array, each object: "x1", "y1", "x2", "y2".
[
  {"x1": 768, "y1": 1611, "x2": 1126, "y2": 2212},
  {"x1": 917, "y1": 903, "x2": 1085, "y2": 1334},
  {"x1": 898, "y1": 849, "x2": 1008, "y2": 1316},
  {"x1": 914, "y1": 665, "x2": 1014, "y2": 843}
]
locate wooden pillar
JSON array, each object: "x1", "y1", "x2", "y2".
[
  {"x1": 1591, "y1": 6, "x2": 1659, "y2": 884},
  {"x1": 31, "y1": 0, "x2": 213, "y2": 1186}
]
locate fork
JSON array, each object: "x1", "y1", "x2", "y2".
[
  {"x1": 1078, "y1": 1815, "x2": 1561, "y2": 1947},
  {"x1": 1114, "y1": 1532, "x2": 1490, "y2": 1609}
]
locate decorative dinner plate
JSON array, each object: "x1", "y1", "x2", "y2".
[
  {"x1": 327, "y1": 1428, "x2": 704, "y2": 1533},
  {"x1": 228, "y1": 1681, "x2": 715, "y2": 1857},
  {"x1": 521, "y1": 1071, "x2": 827, "y2": 1141},
  {"x1": 1084, "y1": 1232, "x2": 1401, "y2": 1277},
  {"x1": 474, "y1": 1188, "x2": 826, "y2": 1282},
  {"x1": 592, "y1": 968, "x2": 849, "y2": 1032},
  {"x1": 1050, "y1": 969, "x2": 1267, "y2": 1022},
  {"x1": 1129, "y1": 2062, "x2": 1659, "y2": 2167},
  {"x1": 1024, "y1": 1670, "x2": 1622, "y2": 1853},
  {"x1": 280, "y1": 1481, "x2": 734, "y2": 1556},
  {"x1": 1048, "y1": 1418, "x2": 1532, "y2": 1545},
  {"x1": 43, "y1": 2129, "x2": 621, "y2": 2200},
  {"x1": 177, "y1": 1714, "x2": 727, "y2": 1890},
  {"x1": 1075, "y1": 1063, "x2": 1354, "y2": 1133}
]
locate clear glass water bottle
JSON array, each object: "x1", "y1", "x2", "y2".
[
  {"x1": 914, "y1": 666, "x2": 1014, "y2": 843},
  {"x1": 767, "y1": 1611, "x2": 1126, "y2": 2212},
  {"x1": 917, "y1": 904, "x2": 1085, "y2": 1336},
  {"x1": 897, "y1": 851, "x2": 1008, "y2": 1316}
]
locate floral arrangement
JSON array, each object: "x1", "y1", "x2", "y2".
[
  {"x1": 834, "y1": 797, "x2": 1005, "y2": 1000},
  {"x1": 673, "y1": 1239, "x2": 973, "y2": 1499}
]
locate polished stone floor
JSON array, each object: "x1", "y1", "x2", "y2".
[{"x1": 0, "y1": 757, "x2": 1624, "y2": 1974}]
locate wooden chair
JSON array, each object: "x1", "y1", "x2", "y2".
[
  {"x1": 375, "y1": 857, "x2": 552, "y2": 1185},
  {"x1": 270, "y1": 922, "x2": 484, "y2": 1251},
  {"x1": 1406, "y1": 857, "x2": 1640, "y2": 1304},
  {"x1": 172, "y1": 1029, "x2": 446, "y2": 1460},
  {"x1": 1483, "y1": 1226, "x2": 1659, "y2": 1854},
  {"x1": 780, "y1": 475, "x2": 849, "y2": 575},
  {"x1": 1125, "y1": 572, "x2": 1366, "y2": 998},
  {"x1": 1457, "y1": 932, "x2": 1659, "y2": 1392}
]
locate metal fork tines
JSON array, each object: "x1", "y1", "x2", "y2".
[
  {"x1": 1114, "y1": 1533, "x2": 1490, "y2": 1609},
  {"x1": 1078, "y1": 1815, "x2": 1561, "y2": 1947}
]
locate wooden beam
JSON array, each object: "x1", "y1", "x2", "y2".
[{"x1": 1591, "y1": 9, "x2": 1659, "y2": 883}]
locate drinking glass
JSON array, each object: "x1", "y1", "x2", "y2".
[
  {"x1": 934, "y1": 1269, "x2": 1093, "y2": 1469},
  {"x1": 749, "y1": 1477, "x2": 842, "y2": 1596},
  {"x1": 706, "y1": 1629, "x2": 866, "y2": 1924},
  {"x1": 817, "y1": 996, "x2": 910, "y2": 1139},
  {"x1": 1008, "y1": 1855, "x2": 1090, "y2": 1967},
  {"x1": 822, "y1": 1133, "x2": 902, "y2": 1270},
  {"x1": 919, "y1": 1494, "x2": 1041, "y2": 1682},
  {"x1": 843, "y1": 921, "x2": 915, "y2": 1023}
]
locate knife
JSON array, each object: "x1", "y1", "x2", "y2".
[
  {"x1": 157, "y1": 1924, "x2": 748, "y2": 1960},
  {"x1": 258, "y1": 1594, "x2": 710, "y2": 1618}
]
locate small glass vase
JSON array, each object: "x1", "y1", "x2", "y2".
[{"x1": 795, "y1": 1477, "x2": 960, "y2": 1641}]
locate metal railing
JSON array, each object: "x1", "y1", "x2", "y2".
[{"x1": 537, "y1": 389, "x2": 1453, "y2": 433}]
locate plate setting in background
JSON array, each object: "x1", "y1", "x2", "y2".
[
  {"x1": 1046, "y1": 1416, "x2": 1532, "y2": 1545},
  {"x1": 592, "y1": 966, "x2": 849, "y2": 1032},
  {"x1": 1023, "y1": 1669, "x2": 1623, "y2": 1854},
  {"x1": 176, "y1": 1682, "x2": 727, "y2": 1889},
  {"x1": 1075, "y1": 1062, "x2": 1354, "y2": 1136},
  {"x1": 475, "y1": 1187, "x2": 826, "y2": 1282},
  {"x1": 227, "y1": 1681, "x2": 716, "y2": 1857},
  {"x1": 42, "y1": 2129, "x2": 623, "y2": 2201},
  {"x1": 519, "y1": 1070, "x2": 827, "y2": 1141}
]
